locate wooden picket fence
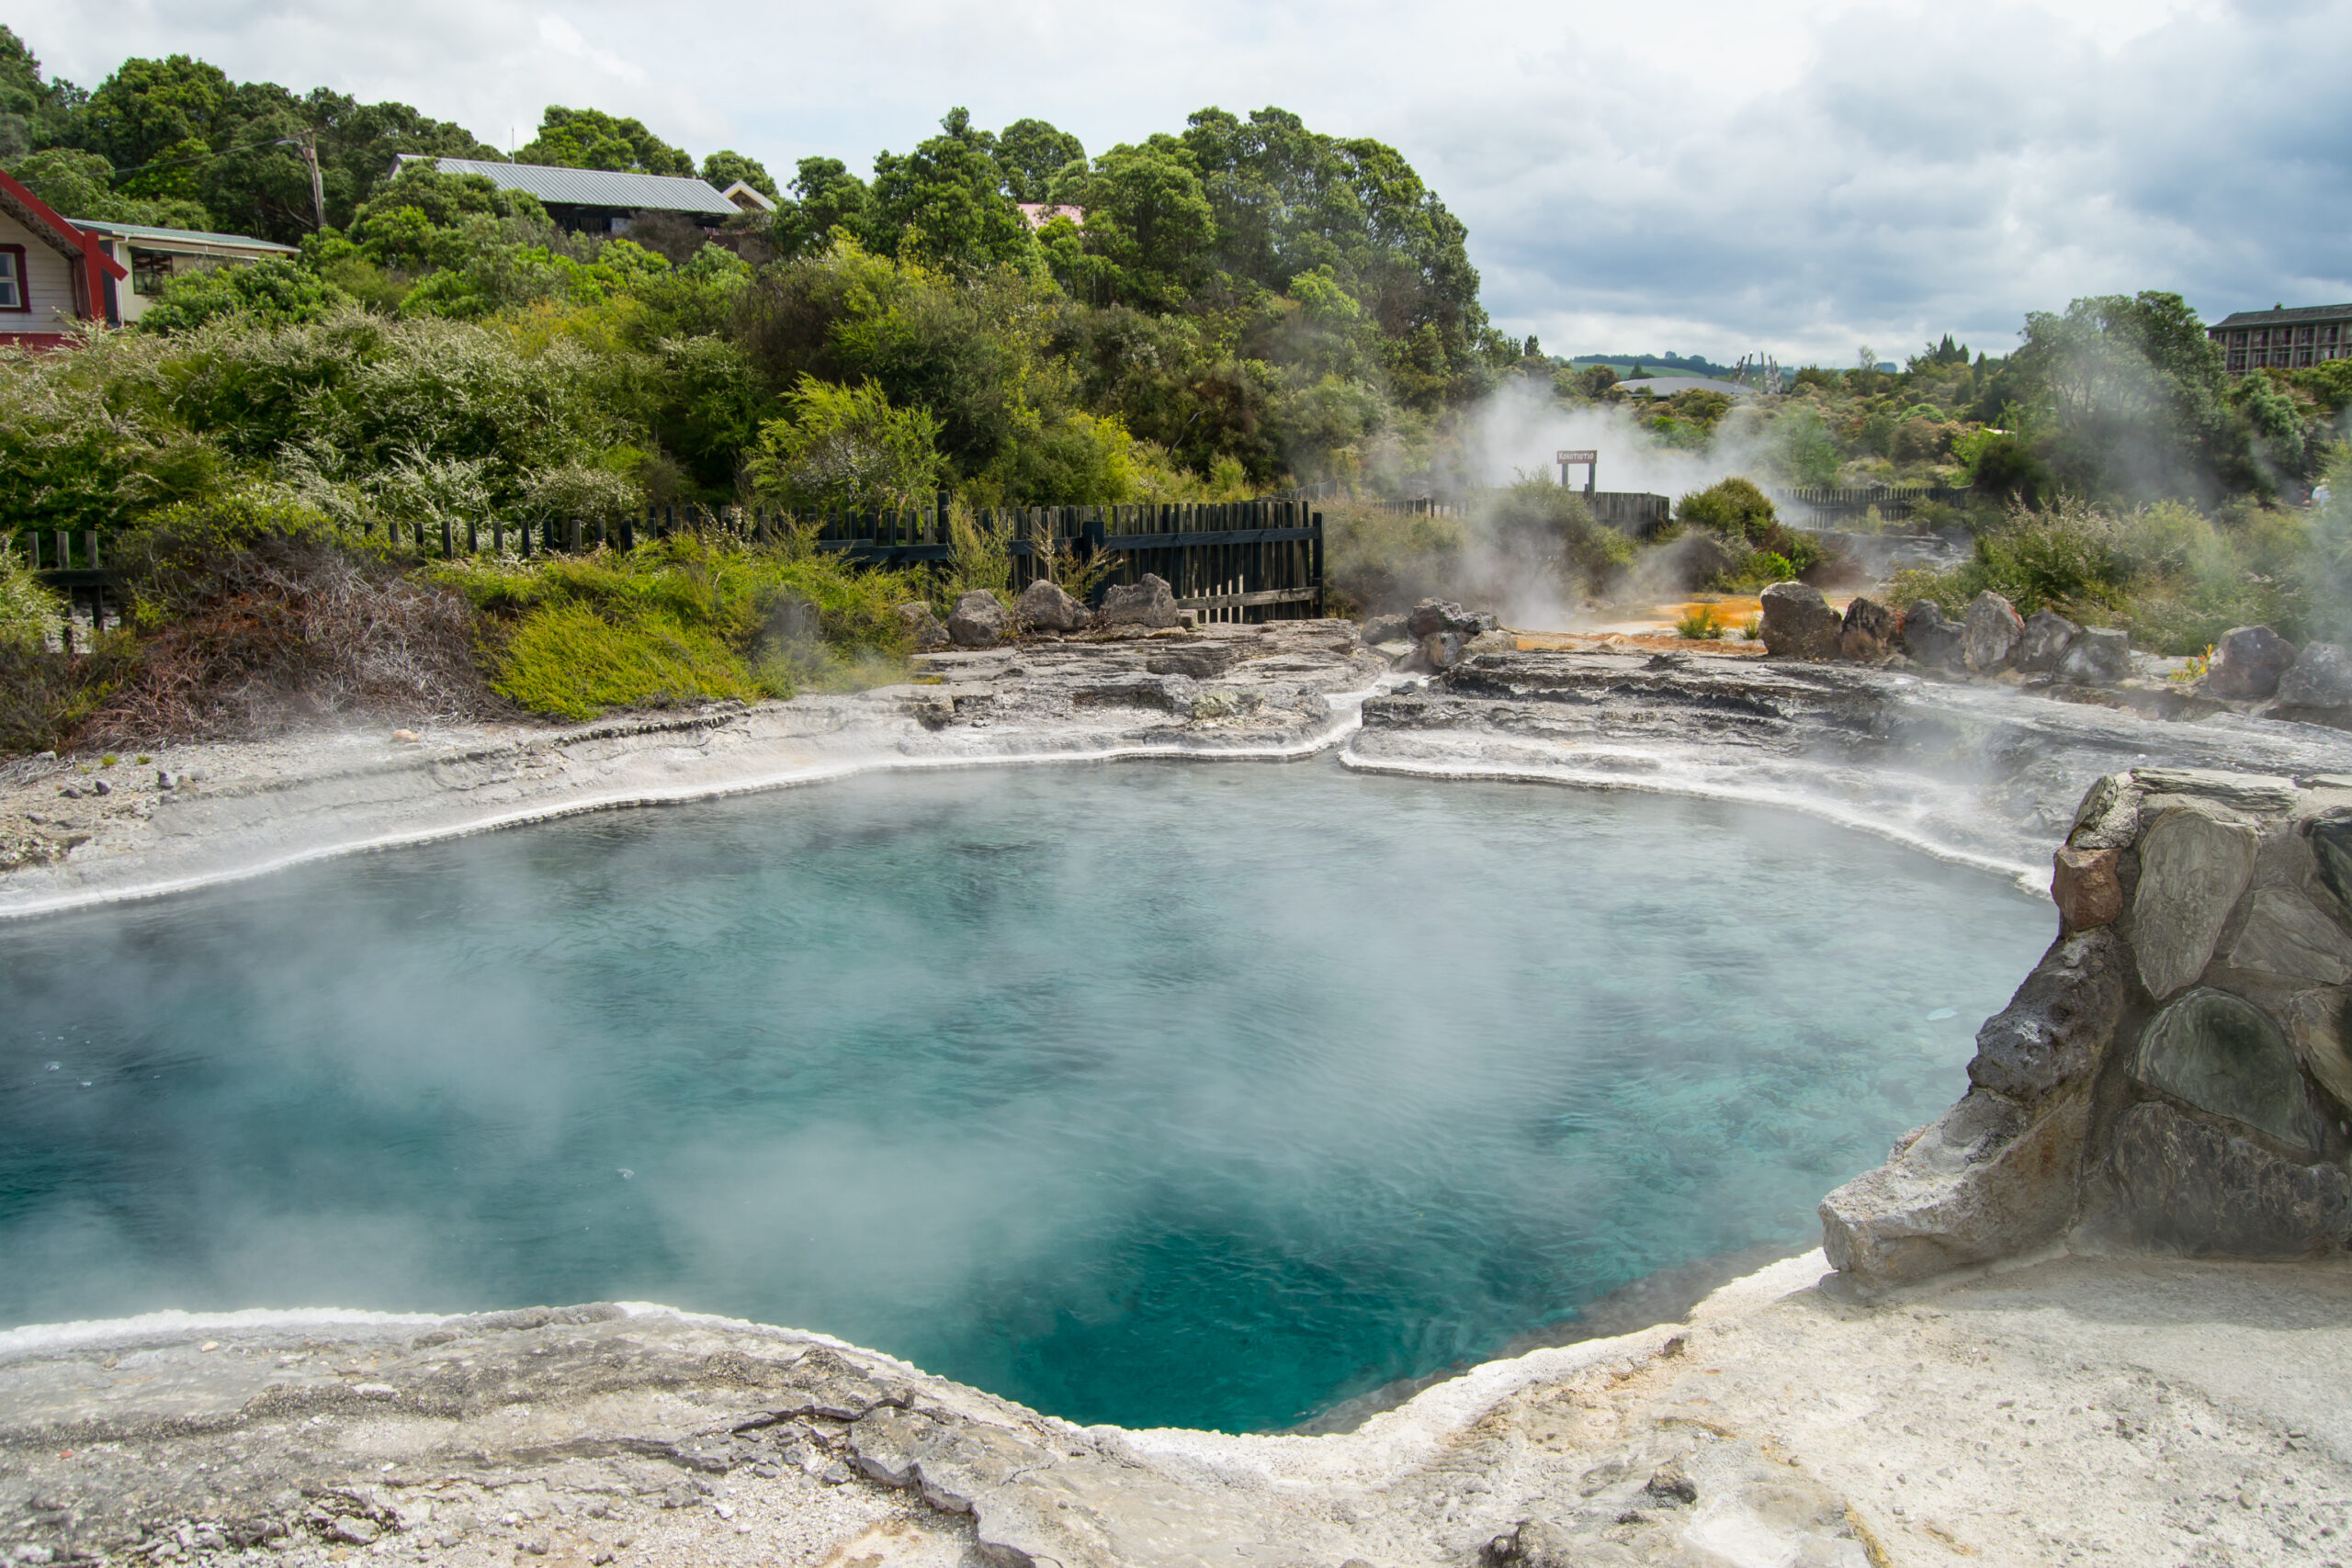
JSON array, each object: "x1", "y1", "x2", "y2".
[
  {"x1": 1771, "y1": 485, "x2": 1974, "y2": 523},
  {"x1": 9, "y1": 496, "x2": 1326, "y2": 632}
]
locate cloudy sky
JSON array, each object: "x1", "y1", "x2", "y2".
[{"x1": 15, "y1": 0, "x2": 2352, "y2": 365}]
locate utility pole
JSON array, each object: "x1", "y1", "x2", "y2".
[{"x1": 298, "y1": 130, "x2": 325, "y2": 231}]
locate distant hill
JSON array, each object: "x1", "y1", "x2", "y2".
[{"x1": 1568, "y1": 353, "x2": 1736, "y2": 378}]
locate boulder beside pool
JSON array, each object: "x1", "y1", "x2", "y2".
[
  {"x1": 1822, "y1": 765, "x2": 2352, "y2": 1283},
  {"x1": 1758, "y1": 581, "x2": 1840, "y2": 660}
]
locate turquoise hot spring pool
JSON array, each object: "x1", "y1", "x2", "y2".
[{"x1": 0, "y1": 760, "x2": 2051, "y2": 1432}]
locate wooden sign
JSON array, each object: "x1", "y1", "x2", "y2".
[{"x1": 1556, "y1": 449, "x2": 1597, "y2": 464}]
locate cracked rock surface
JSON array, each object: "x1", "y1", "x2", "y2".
[
  {"x1": 5, "y1": 1251, "x2": 2350, "y2": 1567},
  {"x1": 1349, "y1": 649, "x2": 2352, "y2": 882}
]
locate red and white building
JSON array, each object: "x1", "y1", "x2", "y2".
[{"x1": 0, "y1": 167, "x2": 128, "y2": 350}]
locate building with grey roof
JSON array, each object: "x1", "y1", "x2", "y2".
[
  {"x1": 392, "y1": 155, "x2": 740, "y2": 235},
  {"x1": 2207, "y1": 303, "x2": 2352, "y2": 375}
]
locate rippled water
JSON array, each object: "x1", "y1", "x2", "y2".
[{"x1": 0, "y1": 760, "x2": 2050, "y2": 1431}]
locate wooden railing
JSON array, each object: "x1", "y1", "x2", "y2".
[
  {"x1": 1771, "y1": 485, "x2": 1974, "y2": 524},
  {"x1": 9, "y1": 497, "x2": 1326, "y2": 630}
]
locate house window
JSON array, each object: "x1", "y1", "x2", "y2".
[
  {"x1": 130, "y1": 250, "x2": 173, "y2": 297},
  {"x1": 0, "y1": 245, "x2": 25, "y2": 312},
  {"x1": 2300, "y1": 348, "x2": 2315, "y2": 367},
  {"x1": 2228, "y1": 352, "x2": 2246, "y2": 374},
  {"x1": 2301, "y1": 326, "x2": 2316, "y2": 344},
  {"x1": 2235, "y1": 330, "x2": 2249, "y2": 345}
]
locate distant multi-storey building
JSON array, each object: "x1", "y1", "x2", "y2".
[{"x1": 2208, "y1": 304, "x2": 2352, "y2": 374}]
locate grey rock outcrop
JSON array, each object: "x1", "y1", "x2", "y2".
[
  {"x1": 1097, "y1": 574, "x2": 1182, "y2": 630},
  {"x1": 1826, "y1": 764, "x2": 2352, "y2": 1286},
  {"x1": 1362, "y1": 614, "x2": 1410, "y2": 646},
  {"x1": 2054, "y1": 626, "x2": 2130, "y2": 683},
  {"x1": 1966, "y1": 929, "x2": 2134, "y2": 1103},
  {"x1": 1899, "y1": 600, "x2": 1965, "y2": 671},
  {"x1": 895, "y1": 601, "x2": 949, "y2": 651},
  {"x1": 2132, "y1": 806, "x2": 2258, "y2": 999},
  {"x1": 1407, "y1": 598, "x2": 1499, "y2": 639},
  {"x1": 1758, "y1": 581, "x2": 1840, "y2": 660},
  {"x1": 1820, "y1": 1087, "x2": 2086, "y2": 1283},
  {"x1": 2016, "y1": 608, "x2": 2080, "y2": 673},
  {"x1": 2106, "y1": 1100, "x2": 2350, "y2": 1256},
  {"x1": 1015, "y1": 578, "x2": 1090, "y2": 634},
  {"x1": 2278, "y1": 642, "x2": 2352, "y2": 711},
  {"x1": 946, "y1": 592, "x2": 1012, "y2": 648},
  {"x1": 1962, "y1": 591, "x2": 2025, "y2": 673},
  {"x1": 2128, "y1": 987, "x2": 2331, "y2": 1152},
  {"x1": 1837, "y1": 595, "x2": 1897, "y2": 660},
  {"x1": 2205, "y1": 624, "x2": 2298, "y2": 700}
]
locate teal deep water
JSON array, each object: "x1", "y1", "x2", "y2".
[{"x1": 0, "y1": 761, "x2": 2050, "y2": 1432}]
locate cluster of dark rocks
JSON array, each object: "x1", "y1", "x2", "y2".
[
  {"x1": 1362, "y1": 598, "x2": 1518, "y2": 671},
  {"x1": 1757, "y1": 581, "x2": 2132, "y2": 682},
  {"x1": 893, "y1": 574, "x2": 1188, "y2": 651},
  {"x1": 1823, "y1": 766, "x2": 2352, "y2": 1283},
  {"x1": 2199, "y1": 623, "x2": 2352, "y2": 716}
]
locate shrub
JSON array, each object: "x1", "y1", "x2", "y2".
[
  {"x1": 0, "y1": 547, "x2": 65, "y2": 651},
  {"x1": 1679, "y1": 478, "x2": 1826, "y2": 587},
  {"x1": 440, "y1": 533, "x2": 922, "y2": 720},
  {"x1": 1678, "y1": 478, "x2": 1778, "y2": 543},
  {"x1": 1675, "y1": 603, "x2": 1726, "y2": 639},
  {"x1": 137, "y1": 258, "x2": 350, "y2": 334},
  {"x1": 492, "y1": 601, "x2": 755, "y2": 719},
  {"x1": 744, "y1": 376, "x2": 946, "y2": 514},
  {"x1": 1882, "y1": 495, "x2": 2307, "y2": 653}
]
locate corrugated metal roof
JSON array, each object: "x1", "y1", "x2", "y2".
[
  {"x1": 70, "y1": 219, "x2": 297, "y2": 253},
  {"x1": 395, "y1": 155, "x2": 739, "y2": 215},
  {"x1": 2211, "y1": 304, "x2": 2352, "y2": 330}
]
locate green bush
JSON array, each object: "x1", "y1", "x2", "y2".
[
  {"x1": 0, "y1": 547, "x2": 65, "y2": 650},
  {"x1": 1883, "y1": 496, "x2": 2310, "y2": 653},
  {"x1": 137, "y1": 257, "x2": 351, "y2": 334},
  {"x1": 492, "y1": 601, "x2": 756, "y2": 719},
  {"x1": 1679, "y1": 478, "x2": 1825, "y2": 585},
  {"x1": 1678, "y1": 478, "x2": 1778, "y2": 543},
  {"x1": 440, "y1": 533, "x2": 922, "y2": 721}
]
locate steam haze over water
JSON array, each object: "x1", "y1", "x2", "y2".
[
  {"x1": 17, "y1": 0, "x2": 2350, "y2": 359},
  {"x1": 0, "y1": 763, "x2": 2048, "y2": 1431}
]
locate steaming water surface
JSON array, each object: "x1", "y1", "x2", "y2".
[{"x1": 0, "y1": 761, "x2": 2049, "y2": 1431}]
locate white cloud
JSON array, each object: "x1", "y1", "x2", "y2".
[
  {"x1": 11, "y1": 0, "x2": 2350, "y2": 362},
  {"x1": 533, "y1": 15, "x2": 645, "y2": 88}
]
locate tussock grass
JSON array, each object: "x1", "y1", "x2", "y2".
[{"x1": 438, "y1": 533, "x2": 925, "y2": 721}]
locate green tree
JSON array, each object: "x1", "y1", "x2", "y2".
[
  {"x1": 1062, "y1": 139, "x2": 1214, "y2": 309},
  {"x1": 864, "y1": 108, "x2": 1037, "y2": 272},
  {"x1": 699, "y1": 149, "x2": 776, "y2": 199},
  {"x1": 995, "y1": 118, "x2": 1082, "y2": 202},
  {"x1": 2013, "y1": 291, "x2": 2228, "y2": 499},
  {"x1": 515, "y1": 107, "x2": 692, "y2": 175},
  {"x1": 80, "y1": 54, "x2": 232, "y2": 204},
  {"x1": 769, "y1": 156, "x2": 870, "y2": 260},
  {"x1": 0, "y1": 25, "x2": 84, "y2": 158}
]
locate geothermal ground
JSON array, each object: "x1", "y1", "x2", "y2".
[{"x1": 5, "y1": 624, "x2": 2352, "y2": 1566}]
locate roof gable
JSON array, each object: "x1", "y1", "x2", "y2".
[{"x1": 0, "y1": 168, "x2": 128, "y2": 279}]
